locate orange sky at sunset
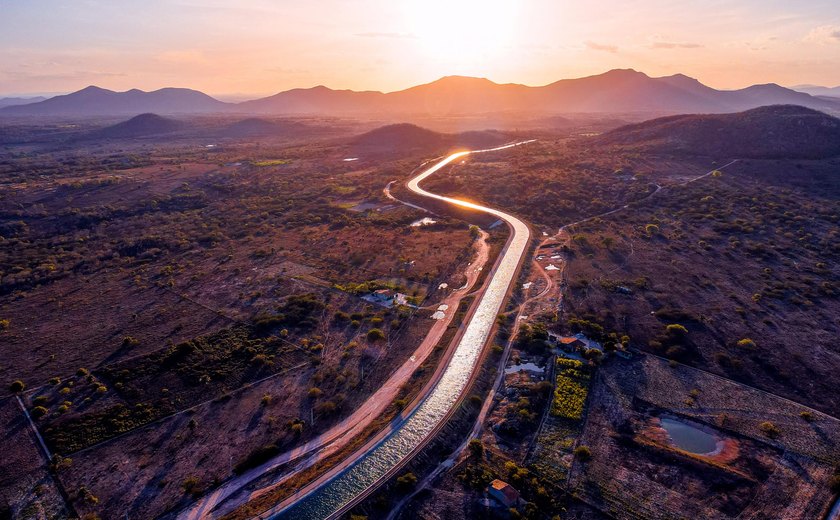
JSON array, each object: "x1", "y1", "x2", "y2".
[{"x1": 2, "y1": 0, "x2": 840, "y2": 97}]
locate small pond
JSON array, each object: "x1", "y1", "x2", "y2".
[
  {"x1": 660, "y1": 417, "x2": 718, "y2": 454},
  {"x1": 504, "y1": 362, "x2": 545, "y2": 375}
]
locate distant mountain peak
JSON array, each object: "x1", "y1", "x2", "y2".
[{"x1": 79, "y1": 85, "x2": 111, "y2": 93}]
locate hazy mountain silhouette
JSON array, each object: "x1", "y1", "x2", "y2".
[
  {"x1": 792, "y1": 84, "x2": 840, "y2": 98},
  {"x1": 92, "y1": 113, "x2": 185, "y2": 138},
  {"x1": 1, "y1": 86, "x2": 229, "y2": 116},
  {"x1": 0, "y1": 96, "x2": 46, "y2": 108},
  {"x1": 4, "y1": 70, "x2": 840, "y2": 117},
  {"x1": 242, "y1": 70, "x2": 840, "y2": 116},
  {"x1": 595, "y1": 105, "x2": 840, "y2": 159}
]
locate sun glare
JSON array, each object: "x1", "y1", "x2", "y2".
[{"x1": 403, "y1": 0, "x2": 519, "y2": 64}]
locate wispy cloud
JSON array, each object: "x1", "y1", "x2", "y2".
[
  {"x1": 355, "y1": 32, "x2": 417, "y2": 39},
  {"x1": 584, "y1": 41, "x2": 618, "y2": 53},
  {"x1": 805, "y1": 25, "x2": 840, "y2": 44},
  {"x1": 649, "y1": 41, "x2": 703, "y2": 49}
]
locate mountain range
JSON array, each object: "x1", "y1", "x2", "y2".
[
  {"x1": 791, "y1": 85, "x2": 840, "y2": 98},
  {"x1": 3, "y1": 69, "x2": 840, "y2": 117},
  {"x1": 0, "y1": 96, "x2": 47, "y2": 108}
]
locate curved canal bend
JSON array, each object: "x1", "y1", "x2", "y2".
[{"x1": 272, "y1": 141, "x2": 534, "y2": 520}]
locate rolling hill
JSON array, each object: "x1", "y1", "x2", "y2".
[
  {"x1": 350, "y1": 123, "x2": 509, "y2": 152},
  {"x1": 214, "y1": 117, "x2": 310, "y2": 138},
  {"x1": 1, "y1": 86, "x2": 229, "y2": 116},
  {"x1": 594, "y1": 105, "x2": 840, "y2": 159},
  {"x1": 91, "y1": 113, "x2": 185, "y2": 139}
]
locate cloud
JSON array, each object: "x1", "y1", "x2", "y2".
[
  {"x1": 155, "y1": 50, "x2": 210, "y2": 65},
  {"x1": 805, "y1": 25, "x2": 840, "y2": 44},
  {"x1": 355, "y1": 32, "x2": 417, "y2": 39},
  {"x1": 649, "y1": 41, "x2": 703, "y2": 49},
  {"x1": 584, "y1": 41, "x2": 617, "y2": 53}
]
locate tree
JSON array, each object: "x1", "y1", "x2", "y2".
[{"x1": 9, "y1": 380, "x2": 25, "y2": 393}]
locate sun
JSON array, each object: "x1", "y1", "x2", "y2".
[{"x1": 403, "y1": 0, "x2": 519, "y2": 64}]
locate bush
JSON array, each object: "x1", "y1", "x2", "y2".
[
  {"x1": 665, "y1": 324, "x2": 688, "y2": 337},
  {"x1": 367, "y1": 328, "x2": 386, "y2": 341},
  {"x1": 395, "y1": 471, "x2": 418, "y2": 491},
  {"x1": 181, "y1": 476, "x2": 202, "y2": 496},
  {"x1": 736, "y1": 338, "x2": 756, "y2": 348},
  {"x1": 9, "y1": 380, "x2": 25, "y2": 393},
  {"x1": 574, "y1": 445, "x2": 592, "y2": 461},
  {"x1": 468, "y1": 439, "x2": 484, "y2": 459},
  {"x1": 759, "y1": 421, "x2": 780, "y2": 439},
  {"x1": 315, "y1": 400, "x2": 337, "y2": 415},
  {"x1": 31, "y1": 406, "x2": 48, "y2": 419}
]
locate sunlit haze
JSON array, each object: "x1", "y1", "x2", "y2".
[{"x1": 2, "y1": 0, "x2": 840, "y2": 96}]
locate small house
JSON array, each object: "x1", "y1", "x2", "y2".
[
  {"x1": 488, "y1": 479, "x2": 520, "y2": 508},
  {"x1": 556, "y1": 336, "x2": 585, "y2": 351},
  {"x1": 364, "y1": 289, "x2": 411, "y2": 308}
]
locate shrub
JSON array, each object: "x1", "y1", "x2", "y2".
[
  {"x1": 799, "y1": 411, "x2": 813, "y2": 422},
  {"x1": 468, "y1": 439, "x2": 484, "y2": 459},
  {"x1": 181, "y1": 476, "x2": 202, "y2": 495},
  {"x1": 367, "y1": 328, "x2": 386, "y2": 341},
  {"x1": 759, "y1": 421, "x2": 780, "y2": 438},
  {"x1": 121, "y1": 336, "x2": 139, "y2": 348},
  {"x1": 31, "y1": 406, "x2": 48, "y2": 419},
  {"x1": 574, "y1": 445, "x2": 592, "y2": 461},
  {"x1": 261, "y1": 394, "x2": 273, "y2": 406},
  {"x1": 0, "y1": 319, "x2": 9, "y2": 330},
  {"x1": 736, "y1": 338, "x2": 756, "y2": 349},
  {"x1": 9, "y1": 380, "x2": 25, "y2": 393},
  {"x1": 396, "y1": 471, "x2": 418, "y2": 491},
  {"x1": 665, "y1": 324, "x2": 688, "y2": 337},
  {"x1": 315, "y1": 400, "x2": 337, "y2": 415},
  {"x1": 645, "y1": 223, "x2": 660, "y2": 235},
  {"x1": 308, "y1": 387, "x2": 323, "y2": 398}
]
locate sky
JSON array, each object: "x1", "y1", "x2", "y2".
[{"x1": 1, "y1": 0, "x2": 840, "y2": 98}]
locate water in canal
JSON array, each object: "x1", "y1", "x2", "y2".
[{"x1": 273, "y1": 145, "x2": 532, "y2": 519}]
